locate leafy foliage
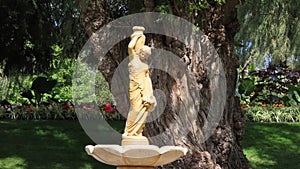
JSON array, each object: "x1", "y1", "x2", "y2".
[
  {"x1": 283, "y1": 83, "x2": 300, "y2": 106},
  {"x1": 31, "y1": 77, "x2": 57, "y2": 104},
  {"x1": 243, "y1": 106, "x2": 300, "y2": 122},
  {"x1": 153, "y1": 0, "x2": 226, "y2": 16},
  {"x1": 0, "y1": 0, "x2": 87, "y2": 75},
  {"x1": 1, "y1": 50, "x2": 114, "y2": 114},
  {"x1": 72, "y1": 60, "x2": 97, "y2": 104},
  {"x1": 238, "y1": 63, "x2": 300, "y2": 105},
  {"x1": 236, "y1": 0, "x2": 300, "y2": 69},
  {"x1": 49, "y1": 47, "x2": 75, "y2": 103},
  {"x1": 1, "y1": 44, "x2": 75, "y2": 105}
]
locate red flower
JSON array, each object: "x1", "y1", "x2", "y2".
[
  {"x1": 63, "y1": 102, "x2": 74, "y2": 110},
  {"x1": 103, "y1": 103, "x2": 116, "y2": 113},
  {"x1": 63, "y1": 104, "x2": 71, "y2": 109}
]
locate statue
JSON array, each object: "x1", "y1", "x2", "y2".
[
  {"x1": 122, "y1": 26, "x2": 157, "y2": 141},
  {"x1": 85, "y1": 26, "x2": 187, "y2": 168}
]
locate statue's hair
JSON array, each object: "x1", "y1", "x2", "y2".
[{"x1": 139, "y1": 45, "x2": 151, "y2": 56}]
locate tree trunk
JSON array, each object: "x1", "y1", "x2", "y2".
[{"x1": 80, "y1": 0, "x2": 250, "y2": 168}]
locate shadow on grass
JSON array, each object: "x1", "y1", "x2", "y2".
[
  {"x1": 0, "y1": 120, "x2": 125, "y2": 169},
  {"x1": 242, "y1": 122, "x2": 300, "y2": 169}
]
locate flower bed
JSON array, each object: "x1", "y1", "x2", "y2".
[
  {"x1": 0, "y1": 102, "x2": 122, "y2": 121},
  {"x1": 243, "y1": 106, "x2": 300, "y2": 122}
]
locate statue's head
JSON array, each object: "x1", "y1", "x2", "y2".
[{"x1": 139, "y1": 45, "x2": 151, "y2": 61}]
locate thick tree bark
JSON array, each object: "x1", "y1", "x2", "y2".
[{"x1": 80, "y1": 0, "x2": 250, "y2": 168}]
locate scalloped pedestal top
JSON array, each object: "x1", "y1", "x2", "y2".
[{"x1": 85, "y1": 144, "x2": 188, "y2": 167}]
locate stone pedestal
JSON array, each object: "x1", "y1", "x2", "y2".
[
  {"x1": 85, "y1": 144, "x2": 187, "y2": 168},
  {"x1": 121, "y1": 135, "x2": 149, "y2": 145}
]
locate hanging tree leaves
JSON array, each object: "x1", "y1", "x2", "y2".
[
  {"x1": 0, "y1": 0, "x2": 87, "y2": 75},
  {"x1": 236, "y1": 0, "x2": 300, "y2": 69}
]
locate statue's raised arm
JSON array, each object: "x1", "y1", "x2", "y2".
[{"x1": 128, "y1": 26, "x2": 146, "y2": 60}]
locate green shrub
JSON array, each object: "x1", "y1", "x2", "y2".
[
  {"x1": 238, "y1": 63, "x2": 300, "y2": 106},
  {"x1": 244, "y1": 106, "x2": 300, "y2": 122}
]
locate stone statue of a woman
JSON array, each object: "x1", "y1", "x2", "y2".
[{"x1": 122, "y1": 26, "x2": 156, "y2": 144}]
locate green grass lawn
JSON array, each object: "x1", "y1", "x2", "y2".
[
  {"x1": 0, "y1": 120, "x2": 125, "y2": 169},
  {"x1": 242, "y1": 122, "x2": 300, "y2": 169},
  {"x1": 0, "y1": 120, "x2": 299, "y2": 169}
]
